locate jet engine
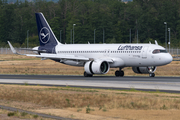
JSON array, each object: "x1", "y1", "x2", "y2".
[
  {"x1": 132, "y1": 66, "x2": 157, "y2": 74},
  {"x1": 84, "y1": 60, "x2": 110, "y2": 74}
]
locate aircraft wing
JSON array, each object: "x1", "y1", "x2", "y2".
[
  {"x1": 8, "y1": 41, "x2": 114, "y2": 62},
  {"x1": 19, "y1": 48, "x2": 47, "y2": 53},
  {"x1": 98, "y1": 58, "x2": 113, "y2": 63},
  {"x1": 27, "y1": 54, "x2": 114, "y2": 63},
  {"x1": 27, "y1": 53, "x2": 90, "y2": 61},
  {"x1": 8, "y1": 41, "x2": 89, "y2": 61}
]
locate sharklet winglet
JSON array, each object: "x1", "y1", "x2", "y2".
[{"x1": 7, "y1": 41, "x2": 22, "y2": 55}]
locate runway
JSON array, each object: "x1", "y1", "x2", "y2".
[{"x1": 0, "y1": 74, "x2": 180, "y2": 93}]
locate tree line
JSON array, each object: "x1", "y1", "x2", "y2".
[{"x1": 0, "y1": 0, "x2": 180, "y2": 48}]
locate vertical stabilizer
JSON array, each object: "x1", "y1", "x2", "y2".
[{"x1": 35, "y1": 13, "x2": 60, "y2": 46}]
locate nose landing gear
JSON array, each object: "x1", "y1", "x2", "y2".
[{"x1": 148, "y1": 66, "x2": 155, "y2": 77}]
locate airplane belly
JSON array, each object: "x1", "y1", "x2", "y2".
[{"x1": 63, "y1": 60, "x2": 84, "y2": 67}]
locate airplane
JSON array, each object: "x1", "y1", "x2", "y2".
[{"x1": 8, "y1": 12, "x2": 173, "y2": 77}]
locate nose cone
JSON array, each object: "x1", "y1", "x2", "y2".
[{"x1": 164, "y1": 53, "x2": 173, "y2": 64}]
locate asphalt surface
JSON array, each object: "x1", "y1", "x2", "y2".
[
  {"x1": 0, "y1": 75, "x2": 180, "y2": 119},
  {"x1": 0, "y1": 74, "x2": 180, "y2": 93}
]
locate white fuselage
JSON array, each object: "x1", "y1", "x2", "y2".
[
  {"x1": 9, "y1": 12, "x2": 173, "y2": 77},
  {"x1": 55, "y1": 43, "x2": 172, "y2": 68}
]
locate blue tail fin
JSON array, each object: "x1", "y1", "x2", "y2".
[{"x1": 35, "y1": 13, "x2": 60, "y2": 46}]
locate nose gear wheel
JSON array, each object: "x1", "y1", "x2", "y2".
[{"x1": 149, "y1": 73, "x2": 155, "y2": 77}]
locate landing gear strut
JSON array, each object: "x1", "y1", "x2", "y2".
[
  {"x1": 84, "y1": 72, "x2": 93, "y2": 77},
  {"x1": 115, "y1": 68, "x2": 124, "y2": 77}
]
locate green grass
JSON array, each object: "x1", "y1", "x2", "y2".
[
  {"x1": 11, "y1": 58, "x2": 40, "y2": 61},
  {"x1": 7, "y1": 112, "x2": 16, "y2": 116},
  {"x1": 33, "y1": 114, "x2": 38, "y2": 118},
  {"x1": 45, "y1": 87, "x2": 98, "y2": 92},
  {"x1": 118, "y1": 88, "x2": 169, "y2": 94},
  {"x1": 21, "y1": 112, "x2": 28, "y2": 116}
]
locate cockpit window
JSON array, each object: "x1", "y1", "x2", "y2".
[{"x1": 152, "y1": 49, "x2": 167, "y2": 54}]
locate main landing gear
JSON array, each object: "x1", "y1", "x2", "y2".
[
  {"x1": 115, "y1": 68, "x2": 124, "y2": 77},
  {"x1": 84, "y1": 72, "x2": 93, "y2": 77}
]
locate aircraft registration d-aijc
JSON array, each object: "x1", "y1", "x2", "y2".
[{"x1": 8, "y1": 13, "x2": 173, "y2": 77}]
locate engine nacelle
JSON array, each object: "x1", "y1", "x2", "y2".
[
  {"x1": 84, "y1": 60, "x2": 110, "y2": 74},
  {"x1": 132, "y1": 66, "x2": 157, "y2": 74}
]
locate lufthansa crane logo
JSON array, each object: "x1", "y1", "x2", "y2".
[{"x1": 39, "y1": 27, "x2": 50, "y2": 44}]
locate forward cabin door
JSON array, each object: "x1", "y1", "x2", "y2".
[{"x1": 142, "y1": 47, "x2": 148, "y2": 59}]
